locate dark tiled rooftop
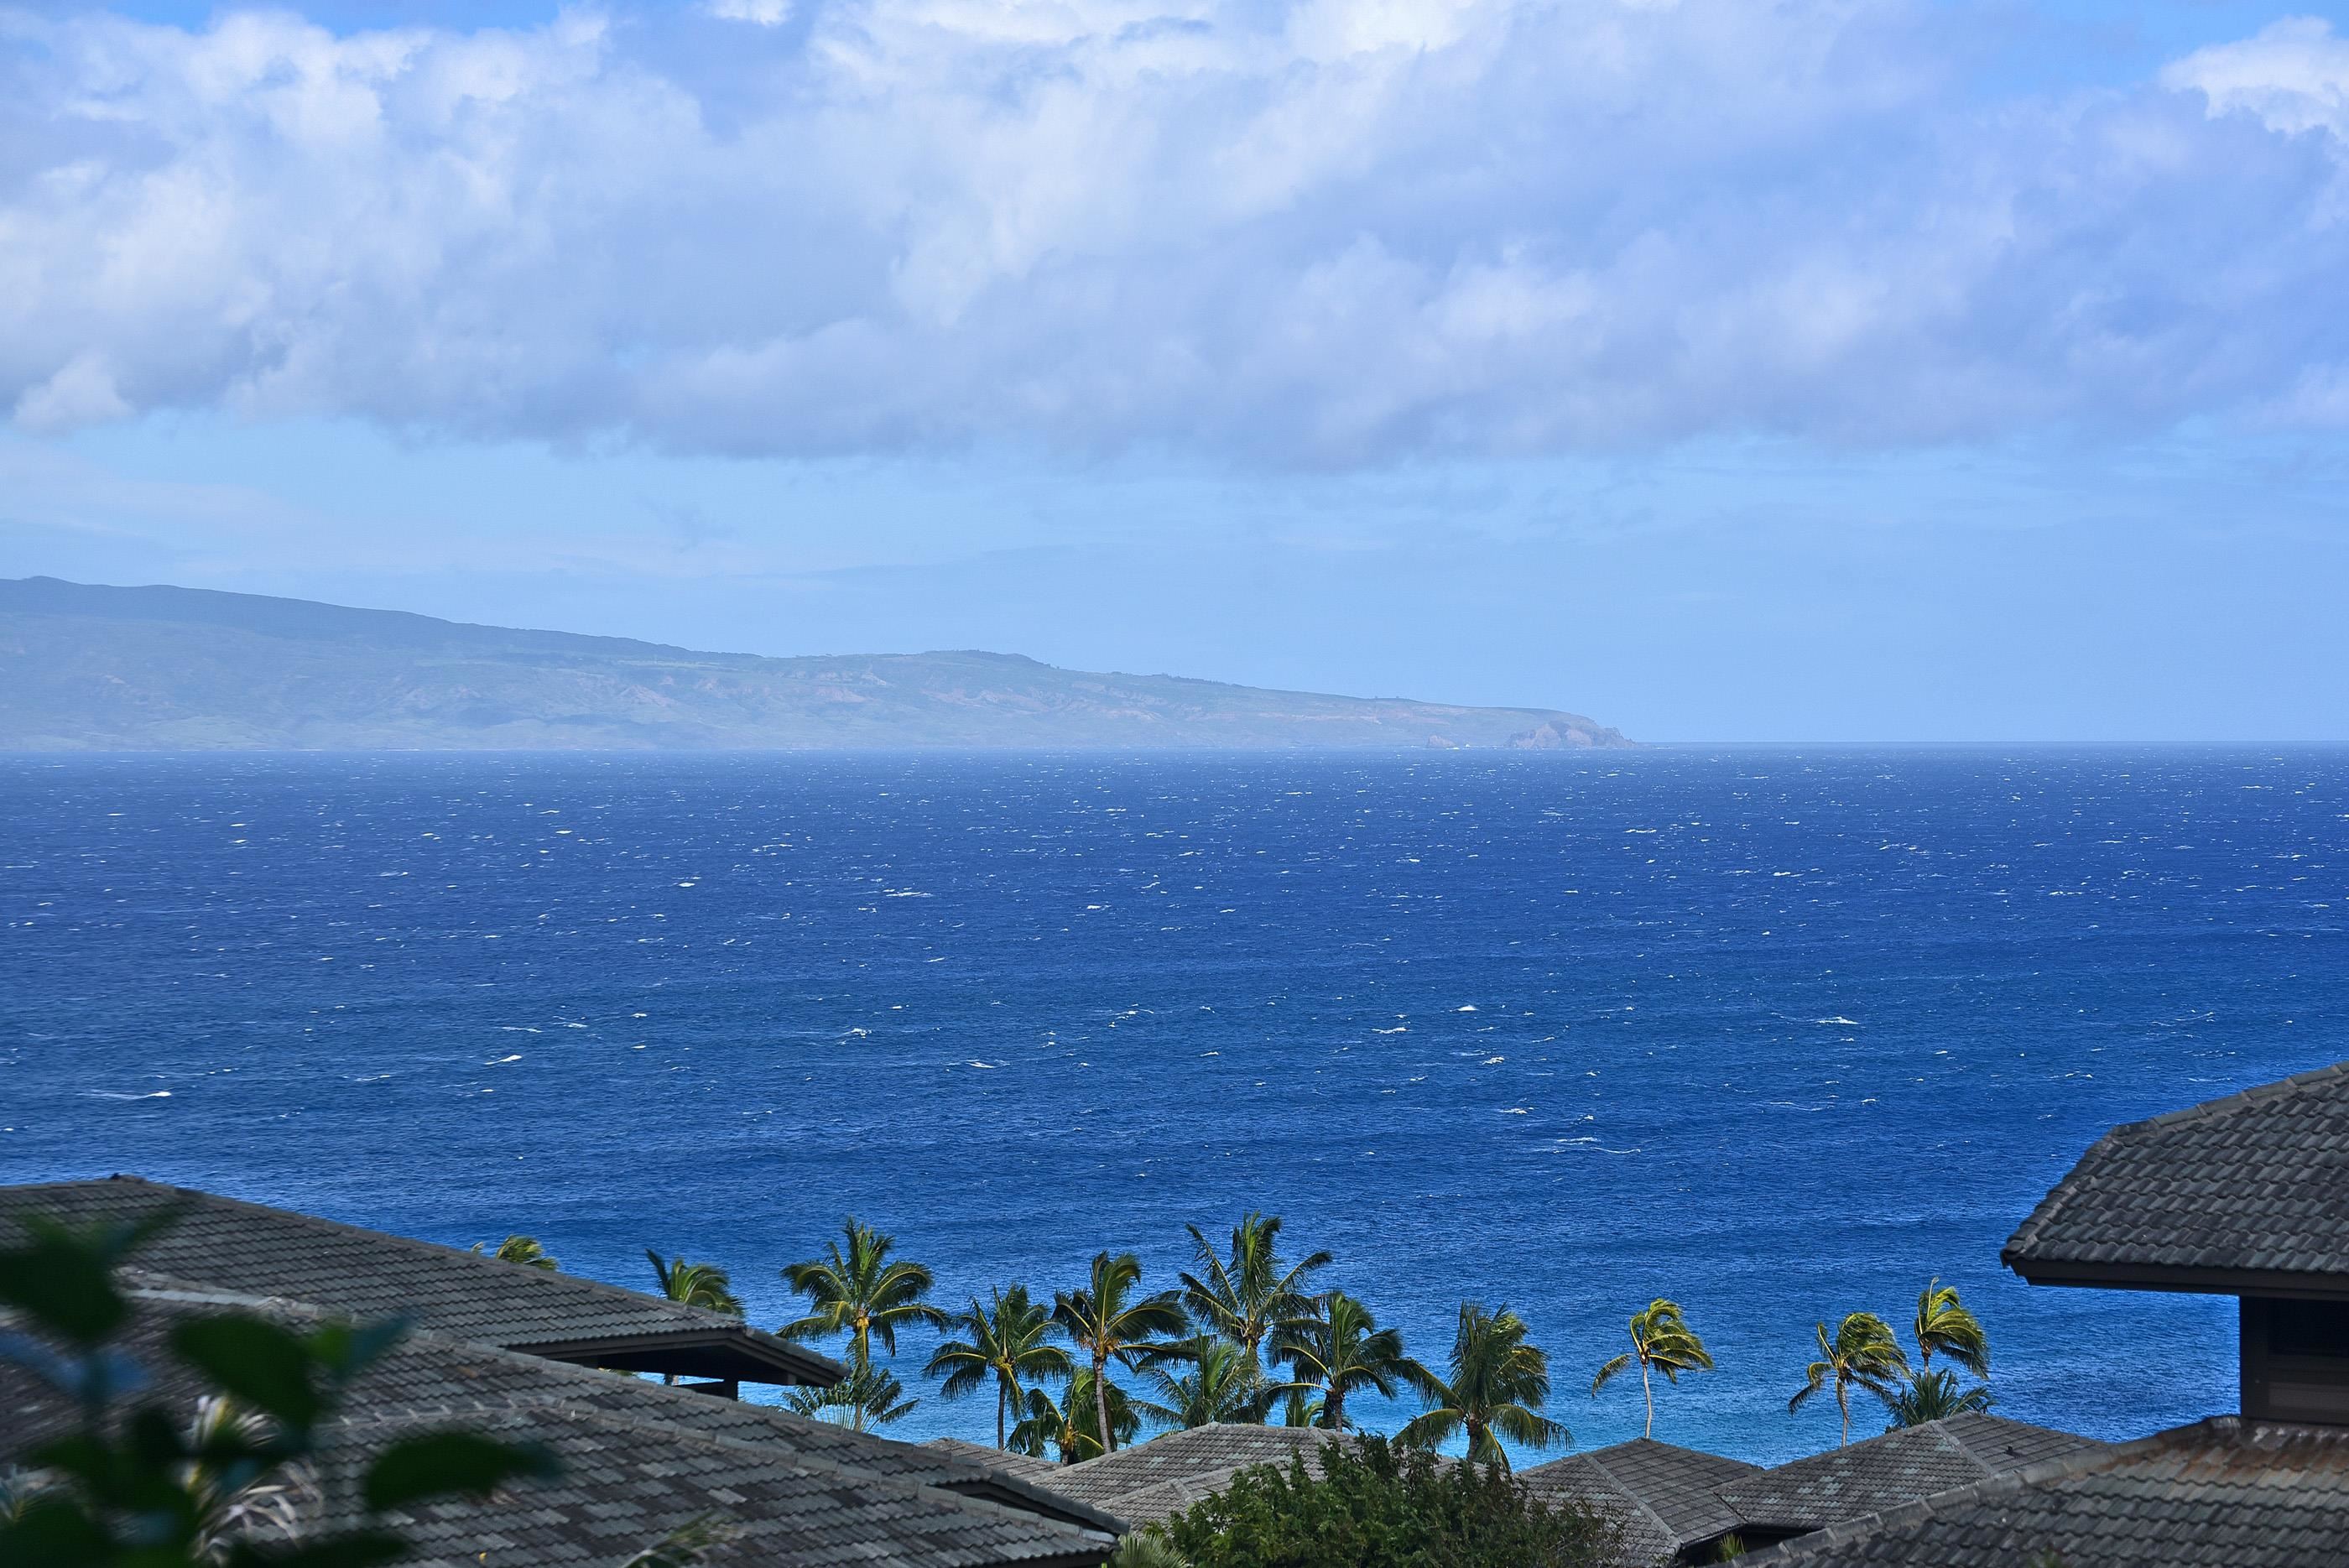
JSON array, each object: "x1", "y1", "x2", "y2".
[
  {"x1": 2003, "y1": 1060, "x2": 2349, "y2": 1290},
  {"x1": 1715, "y1": 1414, "x2": 2108, "y2": 1534},
  {"x1": 2, "y1": 1279, "x2": 1117, "y2": 1568},
  {"x1": 927, "y1": 1437, "x2": 1070, "y2": 1487},
  {"x1": 1522, "y1": 1436, "x2": 1763, "y2": 1561},
  {"x1": 0, "y1": 1176, "x2": 841, "y2": 1385},
  {"x1": 1739, "y1": 1418, "x2": 2349, "y2": 1567},
  {"x1": 1040, "y1": 1424, "x2": 1340, "y2": 1523}
]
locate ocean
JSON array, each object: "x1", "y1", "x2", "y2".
[{"x1": 3, "y1": 747, "x2": 2341, "y2": 1465}]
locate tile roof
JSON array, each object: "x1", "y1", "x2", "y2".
[
  {"x1": 2003, "y1": 1060, "x2": 2349, "y2": 1293},
  {"x1": 1521, "y1": 1437, "x2": 1763, "y2": 1563},
  {"x1": 0, "y1": 1176, "x2": 842, "y2": 1385},
  {"x1": 926, "y1": 1438, "x2": 1070, "y2": 1487},
  {"x1": 1039, "y1": 1424, "x2": 1340, "y2": 1524},
  {"x1": 2, "y1": 1277, "x2": 1118, "y2": 1568},
  {"x1": 1714, "y1": 1414, "x2": 2108, "y2": 1535},
  {"x1": 1737, "y1": 1418, "x2": 2349, "y2": 1567}
]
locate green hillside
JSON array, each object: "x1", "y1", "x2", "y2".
[{"x1": 0, "y1": 577, "x2": 1628, "y2": 752}]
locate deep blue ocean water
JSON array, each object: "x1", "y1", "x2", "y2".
[{"x1": 3, "y1": 748, "x2": 2344, "y2": 1465}]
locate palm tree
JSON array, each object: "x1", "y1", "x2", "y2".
[
  {"x1": 1054, "y1": 1251, "x2": 1190, "y2": 1456},
  {"x1": 471, "y1": 1235, "x2": 558, "y2": 1270},
  {"x1": 785, "y1": 1362, "x2": 919, "y2": 1431},
  {"x1": 1395, "y1": 1301, "x2": 1565, "y2": 1467},
  {"x1": 1009, "y1": 1370, "x2": 1139, "y2": 1463},
  {"x1": 1132, "y1": 1335, "x2": 1269, "y2": 1430},
  {"x1": 1179, "y1": 1213, "x2": 1331, "y2": 1371},
  {"x1": 779, "y1": 1217, "x2": 947, "y2": 1371},
  {"x1": 1789, "y1": 1312, "x2": 1908, "y2": 1446},
  {"x1": 1887, "y1": 1366, "x2": 1997, "y2": 1427},
  {"x1": 1913, "y1": 1278, "x2": 1990, "y2": 1378},
  {"x1": 1269, "y1": 1290, "x2": 1419, "y2": 1432},
  {"x1": 1591, "y1": 1299, "x2": 1714, "y2": 1439},
  {"x1": 925, "y1": 1285, "x2": 1073, "y2": 1449},
  {"x1": 645, "y1": 1250, "x2": 742, "y2": 1315}
]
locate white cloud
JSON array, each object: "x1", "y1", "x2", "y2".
[
  {"x1": 1, "y1": 3, "x2": 2346, "y2": 461},
  {"x1": 707, "y1": 0, "x2": 794, "y2": 23},
  {"x1": 2164, "y1": 16, "x2": 2349, "y2": 140},
  {"x1": 13, "y1": 353, "x2": 132, "y2": 432}
]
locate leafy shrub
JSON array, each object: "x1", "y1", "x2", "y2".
[{"x1": 1157, "y1": 1434, "x2": 1622, "y2": 1568}]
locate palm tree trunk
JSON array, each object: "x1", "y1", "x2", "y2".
[
  {"x1": 1095, "y1": 1350, "x2": 1112, "y2": 1456},
  {"x1": 1641, "y1": 1358, "x2": 1654, "y2": 1439},
  {"x1": 1837, "y1": 1380, "x2": 1851, "y2": 1446},
  {"x1": 997, "y1": 1383, "x2": 1008, "y2": 1450},
  {"x1": 1326, "y1": 1385, "x2": 1344, "y2": 1431}
]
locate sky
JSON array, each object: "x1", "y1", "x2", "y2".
[{"x1": 3, "y1": 0, "x2": 2348, "y2": 741}]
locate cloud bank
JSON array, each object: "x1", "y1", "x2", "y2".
[{"x1": 3, "y1": 2, "x2": 2348, "y2": 461}]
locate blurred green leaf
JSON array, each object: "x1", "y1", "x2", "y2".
[
  {"x1": 0, "y1": 1221, "x2": 133, "y2": 1350},
  {"x1": 169, "y1": 1318, "x2": 320, "y2": 1432},
  {"x1": 362, "y1": 1432, "x2": 559, "y2": 1513}
]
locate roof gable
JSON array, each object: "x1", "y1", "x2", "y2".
[
  {"x1": 1714, "y1": 1415, "x2": 2107, "y2": 1533},
  {"x1": 2003, "y1": 1061, "x2": 2349, "y2": 1295},
  {"x1": 1522, "y1": 1437, "x2": 1763, "y2": 1555},
  {"x1": 1739, "y1": 1418, "x2": 2349, "y2": 1566},
  {"x1": 3, "y1": 1280, "x2": 1116, "y2": 1568},
  {"x1": 0, "y1": 1176, "x2": 842, "y2": 1385}
]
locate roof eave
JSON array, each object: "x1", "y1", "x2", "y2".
[
  {"x1": 2002, "y1": 1253, "x2": 2349, "y2": 1301},
  {"x1": 508, "y1": 1326, "x2": 844, "y2": 1386}
]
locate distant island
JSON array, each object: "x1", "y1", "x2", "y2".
[{"x1": 0, "y1": 576, "x2": 1629, "y2": 753}]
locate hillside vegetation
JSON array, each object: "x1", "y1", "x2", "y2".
[{"x1": 0, "y1": 577, "x2": 1628, "y2": 752}]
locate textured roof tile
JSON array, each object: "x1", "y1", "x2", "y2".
[
  {"x1": 0, "y1": 1177, "x2": 841, "y2": 1384},
  {"x1": 2003, "y1": 1061, "x2": 2349, "y2": 1288},
  {"x1": 1738, "y1": 1418, "x2": 2349, "y2": 1567}
]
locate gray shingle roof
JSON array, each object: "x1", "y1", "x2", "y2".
[
  {"x1": 2003, "y1": 1060, "x2": 2349, "y2": 1293},
  {"x1": 1737, "y1": 1418, "x2": 2349, "y2": 1567},
  {"x1": 0, "y1": 1176, "x2": 842, "y2": 1385},
  {"x1": 1521, "y1": 1438, "x2": 1763, "y2": 1563},
  {"x1": 1039, "y1": 1424, "x2": 1340, "y2": 1524},
  {"x1": 2, "y1": 1278, "x2": 1117, "y2": 1568},
  {"x1": 927, "y1": 1438, "x2": 1070, "y2": 1487},
  {"x1": 1714, "y1": 1414, "x2": 2108, "y2": 1535}
]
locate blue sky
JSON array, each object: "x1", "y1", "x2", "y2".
[{"x1": 4, "y1": 0, "x2": 2348, "y2": 740}]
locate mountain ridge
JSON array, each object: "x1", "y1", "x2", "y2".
[{"x1": 0, "y1": 576, "x2": 1630, "y2": 752}]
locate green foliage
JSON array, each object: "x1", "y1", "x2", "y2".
[
  {"x1": 1885, "y1": 1367, "x2": 1997, "y2": 1427},
  {"x1": 1178, "y1": 1215, "x2": 1329, "y2": 1368},
  {"x1": 1393, "y1": 1303, "x2": 1565, "y2": 1467},
  {"x1": 1268, "y1": 1292, "x2": 1417, "y2": 1433},
  {"x1": 1912, "y1": 1279, "x2": 1989, "y2": 1378},
  {"x1": 643, "y1": 1251, "x2": 742, "y2": 1317},
  {"x1": 924, "y1": 1285, "x2": 1071, "y2": 1449},
  {"x1": 1789, "y1": 1312, "x2": 1909, "y2": 1446},
  {"x1": 1590, "y1": 1299, "x2": 1712, "y2": 1440},
  {"x1": 0, "y1": 1213, "x2": 558, "y2": 1566},
  {"x1": 1158, "y1": 1434, "x2": 1620, "y2": 1568},
  {"x1": 1054, "y1": 1253, "x2": 1190, "y2": 1456},
  {"x1": 1008, "y1": 1371, "x2": 1139, "y2": 1463},
  {"x1": 779, "y1": 1218, "x2": 945, "y2": 1370},
  {"x1": 1107, "y1": 1529, "x2": 1192, "y2": 1568},
  {"x1": 469, "y1": 1237, "x2": 558, "y2": 1272},
  {"x1": 783, "y1": 1363, "x2": 920, "y2": 1432},
  {"x1": 1133, "y1": 1336, "x2": 1271, "y2": 1430}
]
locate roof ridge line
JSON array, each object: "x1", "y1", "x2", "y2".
[
  {"x1": 2001, "y1": 1060, "x2": 2349, "y2": 1268},
  {"x1": 44, "y1": 1175, "x2": 836, "y2": 1376},
  {"x1": 2124, "y1": 1059, "x2": 2349, "y2": 1134},
  {"x1": 346, "y1": 1398, "x2": 1118, "y2": 1546},
  {"x1": 1734, "y1": 1417, "x2": 2224, "y2": 1565},
  {"x1": 1575, "y1": 1450, "x2": 1695, "y2": 1547}
]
